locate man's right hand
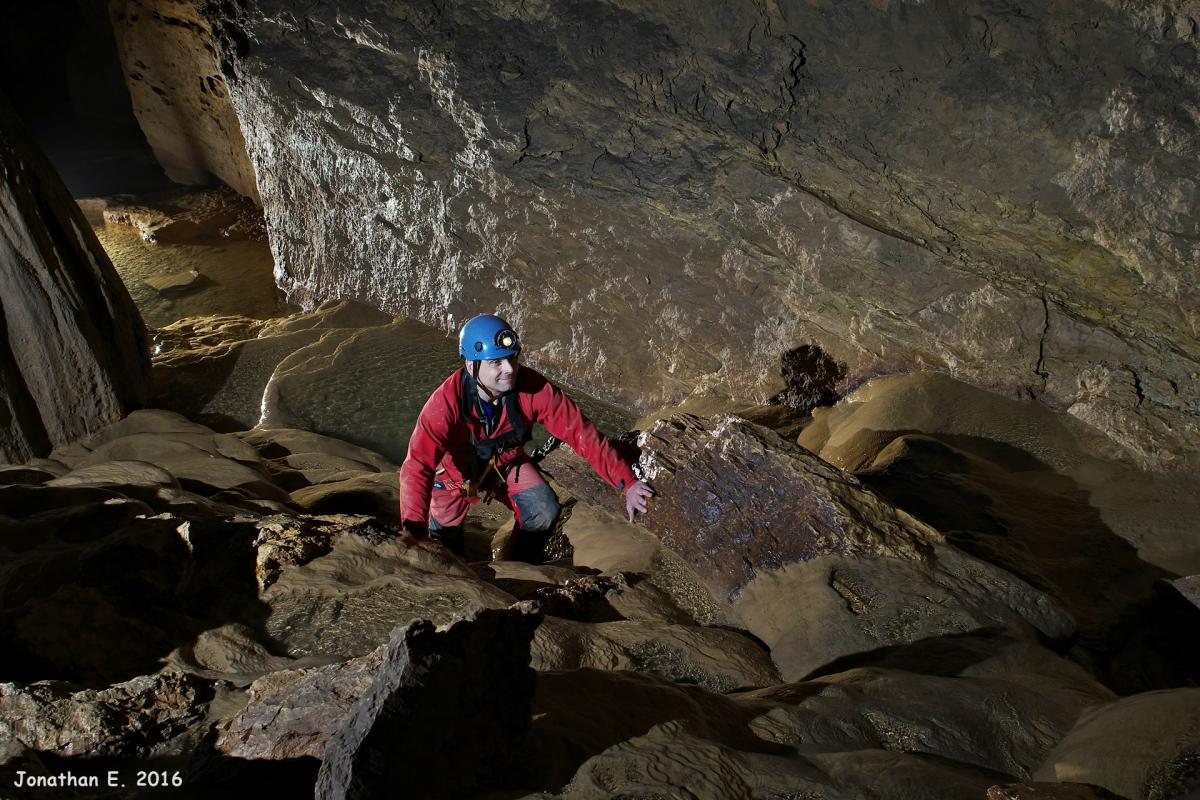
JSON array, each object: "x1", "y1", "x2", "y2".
[{"x1": 624, "y1": 479, "x2": 654, "y2": 523}]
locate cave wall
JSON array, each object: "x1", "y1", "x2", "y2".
[
  {"x1": 0, "y1": 0, "x2": 172, "y2": 197},
  {"x1": 0, "y1": 94, "x2": 151, "y2": 464},
  {"x1": 108, "y1": 0, "x2": 260, "y2": 202},
  {"x1": 167, "y1": 0, "x2": 1197, "y2": 468}
]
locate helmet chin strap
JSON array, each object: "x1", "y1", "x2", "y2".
[{"x1": 472, "y1": 360, "x2": 501, "y2": 402}]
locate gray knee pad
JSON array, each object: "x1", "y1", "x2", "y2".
[{"x1": 513, "y1": 484, "x2": 561, "y2": 533}]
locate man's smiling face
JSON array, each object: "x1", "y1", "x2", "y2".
[{"x1": 471, "y1": 354, "x2": 519, "y2": 397}]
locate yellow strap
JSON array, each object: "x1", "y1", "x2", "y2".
[{"x1": 479, "y1": 456, "x2": 501, "y2": 503}]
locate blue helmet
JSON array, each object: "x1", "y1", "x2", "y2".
[{"x1": 459, "y1": 314, "x2": 521, "y2": 360}]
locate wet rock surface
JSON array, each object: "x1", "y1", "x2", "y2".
[{"x1": 150, "y1": 299, "x2": 634, "y2": 463}]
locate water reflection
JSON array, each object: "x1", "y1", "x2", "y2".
[{"x1": 91, "y1": 221, "x2": 292, "y2": 327}]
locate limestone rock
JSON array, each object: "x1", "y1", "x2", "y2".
[
  {"x1": 0, "y1": 671, "x2": 212, "y2": 758},
  {"x1": 532, "y1": 616, "x2": 780, "y2": 692},
  {"x1": 109, "y1": 0, "x2": 259, "y2": 201},
  {"x1": 315, "y1": 608, "x2": 541, "y2": 799},
  {"x1": 633, "y1": 413, "x2": 946, "y2": 602},
  {"x1": 0, "y1": 93, "x2": 149, "y2": 464},
  {"x1": 152, "y1": 320, "x2": 329, "y2": 431},
  {"x1": 0, "y1": 506, "x2": 265, "y2": 686},
  {"x1": 738, "y1": 638, "x2": 1115, "y2": 779},
  {"x1": 217, "y1": 646, "x2": 385, "y2": 760},
  {"x1": 1033, "y1": 688, "x2": 1200, "y2": 800},
  {"x1": 737, "y1": 545, "x2": 1074, "y2": 681},
  {"x1": 288, "y1": 472, "x2": 399, "y2": 522},
  {"x1": 101, "y1": 186, "x2": 264, "y2": 242},
  {"x1": 151, "y1": 302, "x2": 461, "y2": 464},
  {"x1": 260, "y1": 532, "x2": 516, "y2": 660},
  {"x1": 0, "y1": 465, "x2": 58, "y2": 485},
  {"x1": 1166, "y1": 575, "x2": 1200, "y2": 614},
  {"x1": 525, "y1": 667, "x2": 773, "y2": 790},
  {"x1": 554, "y1": 721, "x2": 1006, "y2": 800},
  {"x1": 548, "y1": 413, "x2": 1072, "y2": 679},
  {"x1": 250, "y1": 513, "x2": 386, "y2": 591},
  {"x1": 167, "y1": 622, "x2": 310, "y2": 682},
  {"x1": 559, "y1": 500, "x2": 735, "y2": 626},
  {"x1": 144, "y1": 268, "x2": 203, "y2": 294},
  {"x1": 255, "y1": 318, "x2": 461, "y2": 464},
  {"x1": 197, "y1": 0, "x2": 1200, "y2": 466},
  {"x1": 45, "y1": 459, "x2": 179, "y2": 490},
  {"x1": 795, "y1": 372, "x2": 1200, "y2": 689},
  {"x1": 526, "y1": 631, "x2": 1109, "y2": 797},
  {"x1": 47, "y1": 409, "x2": 289, "y2": 503}
]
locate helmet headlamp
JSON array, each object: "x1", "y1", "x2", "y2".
[{"x1": 495, "y1": 329, "x2": 519, "y2": 351}]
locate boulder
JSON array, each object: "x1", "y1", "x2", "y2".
[
  {"x1": 145, "y1": 268, "x2": 203, "y2": 294},
  {"x1": 315, "y1": 608, "x2": 542, "y2": 799},
  {"x1": 46, "y1": 410, "x2": 290, "y2": 503},
  {"x1": 525, "y1": 630, "x2": 1111, "y2": 797},
  {"x1": 738, "y1": 638, "x2": 1115, "y2": 779},
  {"x1": 1033, "y1": 688, "x2": 1200, "y2": 800},
  {"x1": 555, "y1": 722, "x2": 1007, "y2": 800},
  {"x1": 0, "y1": 93, "x2": 149, "y2": 464},
  {"x1": 260, "y1": 532, "x2": 516, "y2": 660},
  {"x1": 559, "y1": 500, "x2": 736, "y2": 626},
  {"x1": 217, "y1": 646, "x2": 385, "y2": 760},
  {"x1": 548, "y1": 413, "x2": 1073, "y2": 678},
  {"x1": 0, "y1": 671, "x2": 212, "y2": 758},
  {"x1": 0, "y1": 508, "x2": 264, "y2": 686},
  {"x1": 531, "y1": 616, "x2": 781, "y2": 692}
]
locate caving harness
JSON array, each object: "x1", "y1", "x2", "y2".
[{"x1": 460, "y1": 369, "x2": 531, "y2": 503}]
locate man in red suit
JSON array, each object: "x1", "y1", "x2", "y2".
[{"x1": 400, "y1": 314, "x2": 653, "y2": 562}]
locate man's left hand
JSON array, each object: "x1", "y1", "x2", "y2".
[{"x1": 625, "y1": 479, "x2": 654, "y2": 523}]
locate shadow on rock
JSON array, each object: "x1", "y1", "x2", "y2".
[
  {"x1": 0, "y1": 488, "x2": 270, "y2": 687},
  {"x1": 855, "y1": 431, "x2": 1197, "y2": 691}
]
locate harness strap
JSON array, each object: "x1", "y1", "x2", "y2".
[{"x1": 459, "y1": 369, "x2": 531, "y2": 491}]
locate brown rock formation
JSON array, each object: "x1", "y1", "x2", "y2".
[
  {"x1": 108, "y1": 0, "x2": 260, "y2": 202},
  {"x1": 217, "y1": 646, "x2": 386, "y2": 761},
  {"x1": 315, "y1": 608, "x2": 541, "y2": 800},
  {"x1": 1033, "y1": 688, "x2": 1200, "y2": 800},
  {"x1": 546, "y1": 413, "x2": 1074, "y2": 678},
  {"x1": 0, "y1": 93, "x2": 150, "y2": 464},
  {"x1": 187, "y1": 0, "x2": 1199, "y2": 468},
  {"x1": 0, "y1": 671, "x2": 212, "y2": 758}
]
